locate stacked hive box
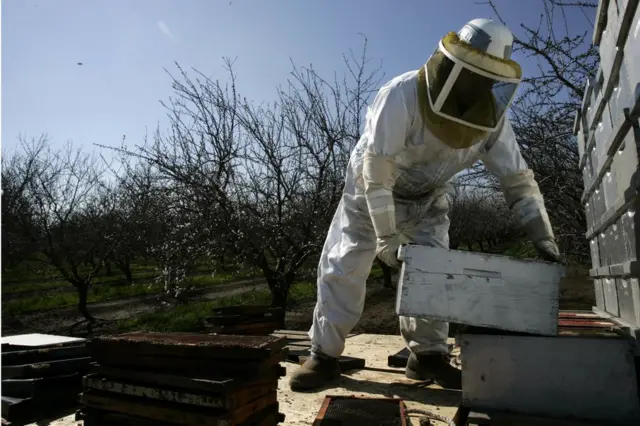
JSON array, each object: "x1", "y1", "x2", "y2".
[
  {"x1": 77, "y1": 332, "x2": 286, "y2": 426},
  {"x1": 575, "y1": 0, "x2": 640, "y2": 335},
  {"x1": 1, "y1": 334, "x2": 90, "y2": 425},
  {"x1": 204, "y1": 305, "x2": 283, "y2": 335}
]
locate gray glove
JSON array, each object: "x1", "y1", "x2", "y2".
[
  {"x1": 533, "y1": 237, "x2": 563, "y2": 263},
  {"x1": 376, "y1": 234, "x2": 409, "y2": 269},
  {"x1": 500, "y1": 170, "x2": 562, "y2": 263}
]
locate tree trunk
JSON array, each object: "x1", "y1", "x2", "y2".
[
  {"x1": 124, "y1": 265, "x2": 133, "y2": 284},
  {"x1": 377, "y1": 258, "x2": 393, "y2": 289},
  {"x1": 218, "y1": 252, "x2": 226, "y2": 271},
  {"x1": 77, "y1": 283, "x2": 95, "y2": 324},
  {"x1": 266, "y1": 274, "x2": 292, "y2": 329},
  {"x1": 269, "y1": 281, "x2": 290, "y2": 309},
  {"x1": 117, "y1": 258, "x2": 133, "y2": 284},
  {"x1": 105, "y1": 262, "x2": 113, "y2": 276}
]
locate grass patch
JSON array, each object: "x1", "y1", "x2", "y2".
[
  {"x1": 2, "y1": 280, "x2": 72, "y2": 295},
  {"x1": 3, "y1": 292, "x2": 80, "y2": 315},
  {"x1": 2, "y1": 261, "x2": 249, "y2": 294},
  {"x1": 369, "y1": 262, "x2": 384, "y2": 278},
  {"x1": 500, "y1": 240, "x2": 537, "y2": 258},
  {"x1": 118, "y1": 282, "x2": 317, "y2": 333},
  {"x1": 2, "y1": 262, "x2": 155, "y2": 286},
  {"x1": 2, "y1": 269, "x2": 260, "y2": 316},
  {"x1": 2, "y1": 270, "x2": 160, "y2": 295}
]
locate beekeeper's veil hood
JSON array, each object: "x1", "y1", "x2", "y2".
[{"x1": 420, "y1": 18, "x2": 522, "y2": 148}]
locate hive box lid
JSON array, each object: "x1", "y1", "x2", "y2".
[{"x1": 1, "y1": 333, "x2": 85, "y2": 348}]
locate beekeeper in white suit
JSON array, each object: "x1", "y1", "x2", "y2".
[{"x1": 290, "y1": 18, "x2": 561, "y2": 391}]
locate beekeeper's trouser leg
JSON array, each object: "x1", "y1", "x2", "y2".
[{"x1": 308, "y1": 168, "x2": 450, "y2": 360}]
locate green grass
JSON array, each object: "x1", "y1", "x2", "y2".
[
  {"x1": 2, "y1": 259, "x2": 369, "y2": 317},
  {"x1": 1, "y1": 261, "x2": 247, "y2": 295},
  {"x1": 2, "y1": 269, "x2": 159, "y2": 295},
  {"x1": 369, "y1": 262, "x2": 383, "y2": 277},
  {"x1": 118, "y1": 281, "x2": 317, "y2": 333},
  {"x1": 500, "y1": 240, "x2": 537, "y2": 258},
  {"x1": 2, "y1": 269, "x2": 261, "y2": 316},
  {"x1": 2, "y1": 279, "x2": 73, "y2": 295},
  {"x1": 3, "y1": 261, "x2": 154, "y2": 284}
]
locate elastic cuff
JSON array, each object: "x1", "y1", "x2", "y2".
[
  {"x1": 408, "y1": 342, "x2": 450, "y2": 355},
  {"x1": 499, "y1": 169, "x2": 539, "y2": 208},
  {"x1": 363, "y1": 153, "x2": 396, "y2": 189},
  {"x1": 310, "y1": 347, "x2": 338, "y2": 360}
]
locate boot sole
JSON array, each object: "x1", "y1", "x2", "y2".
[
  {"x1": 289, "y1": 374, "x2": 341, "y2": 391},
  {"x1": 406, "y1": 368, "x2": 462, "y2": 389},
  {"x1": 405, "y1": 367, "x2": 430, "y2": 381}
]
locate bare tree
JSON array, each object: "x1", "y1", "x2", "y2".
[
  {"x1": 448, "y1": 178, "x2": 517, "y2": 252},
  {"x1": 107, "y1": 39, "x2": 383, "y2": 325},
  {"x1": 1, "y1": 140, "x2": 42, "y2": 272},
  {"x1": 5, "y1": 136, "x2": 115, "y2": 324},
  {"x1": 103, "y1": 157, "x2": 171, "y2": 285},
  {"x1": 233, "y1": 51, "x2": 382, "y2": 309}
]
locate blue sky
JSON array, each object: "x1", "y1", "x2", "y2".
[{"x1": 2, "y1": 0, "x2": 596, "y2": 155}]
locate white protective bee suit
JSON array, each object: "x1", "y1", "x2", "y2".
[{"x1": 308, "y1": 19, "x2": 558, "y2": 360}]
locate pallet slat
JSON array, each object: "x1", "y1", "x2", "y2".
[
  {"x1": 79, "y1": 389, "x2": 277, "y2": 426},
  {"x1": 82, "y1": 374, "x2": 274, "y2": 410},
  {"x1": 89, "y1": 332, "x2": 286, "y2": 361},
  {"x1": 89, "y1": 364, "x2": 285, "y2": 394}
]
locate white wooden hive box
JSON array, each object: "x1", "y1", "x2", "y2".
[{"x1": 395, "y1": 245, "x2": 566, "y2": 335}]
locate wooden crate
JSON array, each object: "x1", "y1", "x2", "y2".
[
  {"x1": 460, "y1": 332, "x2": 640, "y2": 425},
  {"x1": 79, "y1": 389, "x2": 277, "y2": 426},
  {"x1": 395, "y1": 245, "x2": 565, "y2": 335}
]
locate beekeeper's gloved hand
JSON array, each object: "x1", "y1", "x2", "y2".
[
  {"x1": 499, "y1": 170, "x2": 563, "y2": 264},
  {"x1": 524, "y1": 216, "x2": 563, "y2": 263},
  {"x1": 376, "y1": 234, "x2": 408, "y2": 269},
  {"x1": 533, "y1": 237, "x2": 563, "y2": 263}
]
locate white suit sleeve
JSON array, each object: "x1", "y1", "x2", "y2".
[
  {"x1": 480, "y1": 119, "x2": 555, "y2": 241},
  {"x1": 361, "y1": 82, "x2": 410, "y2": 238}
]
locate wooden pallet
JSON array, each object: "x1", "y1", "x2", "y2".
[
  {"x1": 79, "y1": 389, "x2": 277, "y2": 426},
  {"x1": 269, "y1": 330, "x2": 365, "y2": 371}
]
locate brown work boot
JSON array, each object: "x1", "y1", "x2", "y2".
[
  {"x1": 289, "y1": 352, "x2": 341, "y2": 391},
  {"x1": 405, "y1": 352, "x2": 462, "y2": 389}
]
